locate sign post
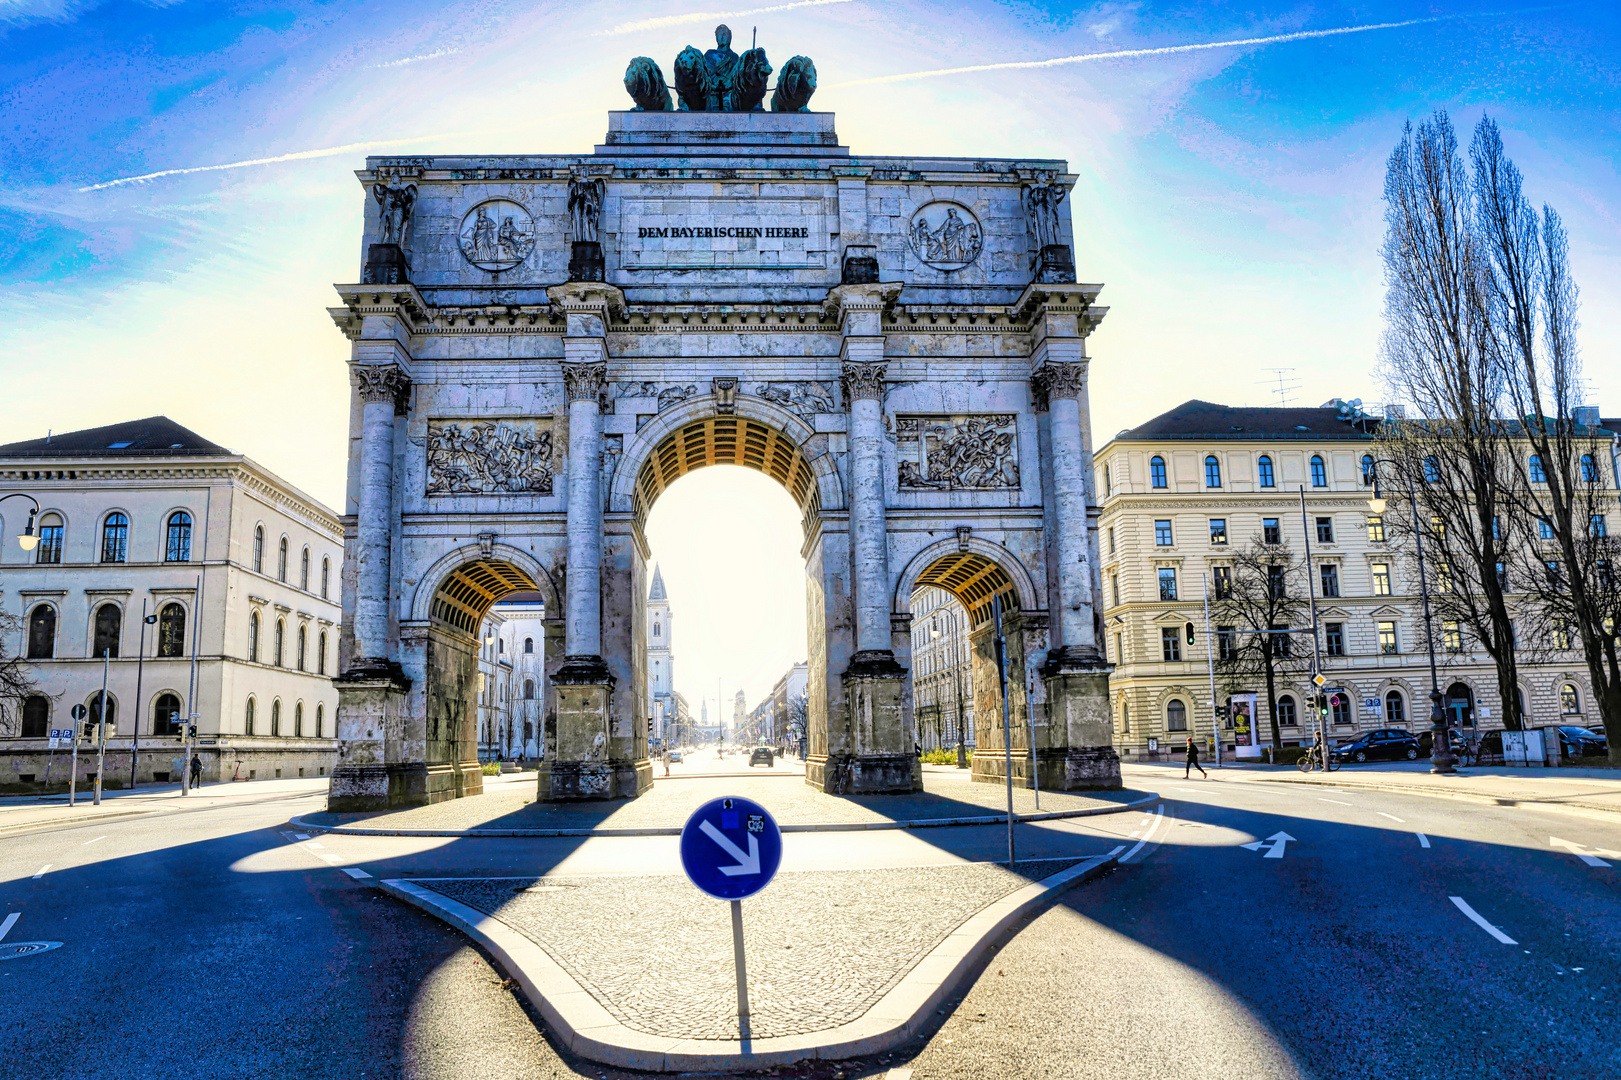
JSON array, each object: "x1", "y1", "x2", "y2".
[
  {"x1": 68, "y1": 704, "x2": 88, "y2": 806},
  {"x1": 679, "y1": 796, "x2": 783, "y2": 1026}
]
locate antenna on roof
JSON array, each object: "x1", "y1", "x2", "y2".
[{"x1": 1257, "y1": 369, "x2": 1300, "y2": 408}]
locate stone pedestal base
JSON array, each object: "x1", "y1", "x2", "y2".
[
  {"x1": 363, "y1": 243, "x2": 409, "y2": 285},
  {"x1": 808, "y1": 752, "x2": 921, "y2": 795},
  {"x1": 971, "y1": 746, "x2": 1119, "y2": 791},
  {"x1": 1038, "y1": 661, "x2": 1122, "y2": 791},
  {"x1": 542, "y1": 662, "x2": 652, "y2": 801},
  {"x1": 536, "y1": 758, "x2": 653, "y2": 800},
  {"x1": 1035, "y1": 243, "x2": 1075, "y2": 284},
  {"x1": 569, "y1": 241, "x2": 605, "y2": 282},
  {"x1": 330, "y1": 665, "x2": 415, "y2": 811}
]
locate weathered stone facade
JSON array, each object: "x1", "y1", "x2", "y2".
[{"x1": 326, "y1": 106, "x2": 1119, "y2": 809}]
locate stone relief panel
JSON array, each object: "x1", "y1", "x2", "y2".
[
  {"x1": 895, "y1": 414, "x2": 1019, "y2": 491},
  {"x1": 459, "y1": 199, "x2": 537, "y2": 272},
  {"x1": 615, "y1": 381, "x2": 700, "y2": 411},
  {"x1": 907, "y1": 201, "x2": 983, "y2": 271},
  {"x1": 426, "y1": 418, "x2": 555, "y2": 495},
  {"x1": 755, "y1": 381, "x2": 838, "y2": 418}
]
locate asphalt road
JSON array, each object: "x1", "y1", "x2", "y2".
[{"x1": 2, "y1": 766, "x2": 1617, "y2": 1079}]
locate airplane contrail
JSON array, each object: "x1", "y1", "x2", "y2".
[
  {"x1": 605, "y1": 0, "x2": 855, "y2": 37},
  {"x1": 75, "y1": 134, "x2": 463, "y2": 192},
  {"x1": 828, "y1": 15, "x2": 1453, "y2": 87},
  {"x1": 369, "y1": 48, "x2": 462, "y2": 69}
]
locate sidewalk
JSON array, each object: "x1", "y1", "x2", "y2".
[
  {"x1": 295, "y1": 768, "x2": 1156, "y2": 836},
  {"x1": 1123, "y1": 760, "x2": 1621, "y2": 816},
  {"x1": 0, "y1": 776, "x2": 331, "y2": 834}
]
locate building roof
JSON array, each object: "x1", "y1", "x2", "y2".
[
  {"x1": 1111, "y1": 400, "x2": 1376, "y2": 443},
  {"x1": 0, "y1": 416, "x2": 229, "y2": 459},
  {"x1": 648, "y1": 564, "x2": 667, "y2": 602}
]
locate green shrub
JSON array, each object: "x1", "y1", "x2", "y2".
[
  {"x1": 1262, "y1": 746, "x2": 1308, "y2": 766},
  {"x1": 481, "y1": 761, "x2": 503, "y2": 776},
  {"x1": 920, "y1": 748, "x2": 960, "y2": 764}
]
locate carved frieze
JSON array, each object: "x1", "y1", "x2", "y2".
[
  {"x1": 755, "y1": 381, "x2": 838, "y2": 418},
  {"x1": 840, "y1": 361, "x2": 887, "y2": 405},
  {"x1": 426, "y1": 419, "x2": 554, "y2": 496},
  {"x1": 896, "y1": 414, "x2": 1019, "y2": 491},
  {"x1": 615, "y1": 381, "x2": 699, "y2": 411}
]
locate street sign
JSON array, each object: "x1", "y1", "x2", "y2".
[
  {"x1": 70, "y1": 704, "x2": 88, "y2": 720},
  {"x1": 679, "y1": 796, "x2": 782, "y2": 901},
  {"x1": 1312, "y1": 673, "x2": 1327, "y2": 688}
]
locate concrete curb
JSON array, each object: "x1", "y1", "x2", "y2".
[
  {"x1": 1229, "y1": 774, "x2": 1621, "y2": 817},
  {"x1": 377, "y1": 853, "x2": 1117, "y2": 1071},
  {"x1": 0, "y1": 808, "x2": 156, "y2": 834},
  {"x1": 290, "y1": 790, "x2": 1159, "y2": 838}
]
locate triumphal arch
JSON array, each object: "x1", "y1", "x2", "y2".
[{"x1": 325, "y1": 29, "x2": 1119, "y2": 809}]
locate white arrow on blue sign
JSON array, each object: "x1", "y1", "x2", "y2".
[{"x1": 679, "y1": 796, "x2": 782, "y2": 901}]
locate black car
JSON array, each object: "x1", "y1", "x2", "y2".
[
  {"x1": 749, "y1": 746, "x2": 775, "y2": 768},
  {"x1": 1333, "y1": 729, "x2": 1422, "y2": 763},
  {"x1": 1415, "y1": 728, "x2": 1469, "y2": 757},
  {"x1": 1557, "y1": 726, "x2": 1608, "y2": 759}
]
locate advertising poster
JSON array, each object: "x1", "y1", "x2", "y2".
[{"x1": 1231, "y1": 693, "x2": 1261, "y2": 759}]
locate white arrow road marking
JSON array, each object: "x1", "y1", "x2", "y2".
[
  {"x1": 699, "y1": 819, "x2": 762, "y2": 876},
  {"x1": 1551, "y1": 837, "x2": 1615, "y2": 867},
  {"x1": 0, "y1": 913, "x2": 18, "y2": 942},
  {"x1": 1450, "y1": 896, "x2": 1516, "y2": 944},
  {"x1": 1416, "y1": 833, "x2": 1431, "y2": 848},
  {"x1": 1240, "y1": 832, "x2": 1296, "y2": 858}
]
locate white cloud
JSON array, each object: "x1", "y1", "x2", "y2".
[{"x1": 604, "y1": 0, "x2": 855, "y2": 37}]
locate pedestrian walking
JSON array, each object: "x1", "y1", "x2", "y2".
[
  {"x1": 1184, "y1": 736, "x2": 1207, "y2": 779},
  {"x1": 661, "y1": 746, "x2": 672, "y2": 777},
  {"x1": 189, "y1": 754, "x2": 203, "y2": 788}
]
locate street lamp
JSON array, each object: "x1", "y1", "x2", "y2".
[
  {"x1": 0, "y1": 493, "x2": 42, "y2": 552},
  {"x1": 1367, "y1": 460, "x2": 1456, "y2": 775}
]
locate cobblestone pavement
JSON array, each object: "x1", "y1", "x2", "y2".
[
  {"x1": 424, "y1": 859, "x2": 1078, "y2": 1041},
  {"x1": 304, "y1": 768, "x2": 1145, "y2": 833}
]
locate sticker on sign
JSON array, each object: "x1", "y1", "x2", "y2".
[{"x1": 679, "y1": 796, "x2": 783, "y2": 901}]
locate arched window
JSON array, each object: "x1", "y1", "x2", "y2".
[
  {"x1": 153, "y1": 693, "x2": 180, "y2": 737},
  {"x1": 1149, "y1": 456, "x2": 1168, "y2": 489},
  {"x1": 524, "y1": 637, "x2": 534, "y2": 654},
  {"x1": 1276, "y1": 694, "x2": 1297, "y2": 726},
  {"x1": 165, "y1": 511, "x2": 192, "y2": 562},
  {"x1": 296, "y1": 625, "x2": 307, "y2": 671},
  {"x1": 1166, "y1": 700, "x2": 1188, "y2": 731},
  {"x1": 294, "y1": 701, "x2": 304, "y2": 738},
  {"x1": 1204, "y1": 456, "x2": 1221, "y2": 488},
  {"x1": 1528, "y1": 455, "x2": 1547, "y2": 483},
  {"x1": 300, "y1": 547, "x2": 310, "y2": 591},
  {"x1": 248, "y1": 612, "x2": 260, "y2": 663},
  {"x1": 245, "y1": 697, "x2": 256, "y2": 736},
  {"x1": 93, "y1": 603, "x2": 122, "y2": 659},
  {"x1": 1310, "y1": 455, "x2": 1327, "y2": 488},
  {"x1": 1258, "y1": 456, "x2": 1275, "y2": 488},
  {"x1": 157, "y1": 602, "x2": 186, "y2": 658},
  {"x1": 1580, "y1": 454, "x2": 1599, "y2": 483},
  {"x1": 22, "y1": 695, "x2": 49, "y2": 738},
  {"x1": 271, "y1": 700, "x2": 281, "y2": 737},
  {"x1": 524, "y1": 679, "x2": 535, "y2": 700},
  {"x1": 28, "y1": 605, "x2": 56, "y2": 659},
  {"x1": 1561, "y1": 684, "x2": 1581, "y2": 713},
  {"x1": 35, "y1": 513, "x2": 63, "y2": 564},
  {"x1": 88, "y1": 691, "x2": 115, "y2": 737},
  {"x1": 274, "y1": 619, "x2": 285, "y2": 667},
  {"x1": 253, "y1": 525, "x2": 265, "y2": 573},
  {"x1": 101, "y1": 511, "x2": 129, "y2": 563},
  {"x1": 318, "y1": 631, "x2": 328, "y2": 675},
  {"x1": 1384, "y1": 691, "x2": 1406, "y2": 724},
  {"x1": 277, "y1": 537, "x2": 288, "y2": 582},
  {"x1": 315, "y1": 704, "x2": 324, "y2": 739},
  {"x1": 1361, "y1": 454, "x2": 1376, "y2": 486},
  {"x1": 320, "y1": 556, "x2": 330, "y2": 599}
]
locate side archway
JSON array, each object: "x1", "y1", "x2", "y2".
[{"x1": 409, "y1": 543, "x2": 560, "y2": 632}]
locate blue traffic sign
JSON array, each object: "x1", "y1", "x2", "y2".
[{"x1": 679, "y1": 796, "x2": 782, "y2": 901}]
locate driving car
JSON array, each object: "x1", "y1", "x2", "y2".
[
  {"x1": 1333, "y1": 729, "x2": 1422, "y2": 763},
  {"x1": 668, "y1": 749, "x2": 683, "y2": 763},
  {"x1": 749, "y1": 746, "x2": 775, "y2": 768}
]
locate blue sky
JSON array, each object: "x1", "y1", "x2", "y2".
[{"x1": 2, "y1": 0, "x2": 1618, "y2": 708}]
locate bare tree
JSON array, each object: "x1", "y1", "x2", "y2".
[
  {"x1": 1209, "y1": 536, "x2": 1312, "y2": 751},
  {"x1": 0, "y1": 610, "x2": 40, "y2": 736},
  {"x1": 1377, "y1": 111, "x2": 1527, "y2": 731}
]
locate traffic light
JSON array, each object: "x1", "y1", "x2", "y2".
[
  {"x1": 1185, "y1": 622, "x2": 1196, "y2": 645},
  {"x1": 1316, "y1": 694, "x2": 1329, "y2": 718}
]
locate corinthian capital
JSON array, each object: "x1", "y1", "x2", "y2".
[
  {"x1": 562, "y1": 361, "x2": 608, "y2": 403},
  {"x1": 354, "y1": 364, "x2": 411, "y2": 415},
  {"x1": 1032, "y1": 362, "x2": 1085, "y2": 410},
  {"x1": 841, "y1": 361, "x2": 888, "y2": 405}
]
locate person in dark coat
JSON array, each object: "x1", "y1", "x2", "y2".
[{"x1": 1184, "y1": 736, "x2": 1207, "y2": 779}]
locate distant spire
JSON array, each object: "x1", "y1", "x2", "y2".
[{"x1": 648, "y1": 563, "x2": 667, "y2": 601}]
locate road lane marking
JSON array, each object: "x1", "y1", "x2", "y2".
[
  {"x1": 1416, "y1": 833, "x2": 1431, "y2": 848},
  {"x1": 32, "y1": 865, "x2": 50, "y2": 879},
  {"x1": 82, "y1": 836, "x2": 106, "y2": 845},
  {"x1": 304, "y1": 842, "x2": 325, "y2": 850},
  {"x1": 1121, "y1": 806, "x2": 1165, "y2": 863},
  {"x1": 1450, "y1": 896, "x2": 1516, "y2": 944},
  {"x1": 294, "y1": 834, "x2": 311, "y2": 840},
  {"x1": 1318, "y1": 799, "x2": 1352, "y2": 806},
  {"x1": 1240, "y1": 832, "x2": 1296, "y2": 858},
  {"x1": 1377, "y1": 812, "x2": 1406, "y2": 822},
  {"x1": 1105, "y1": 845, "x2": 1127, "y2": 860},
  {"x1": 1550, "y1": 837, "x2": 1615, "y2": 867},
  {"x1": 342, "y1": 867, "x2": 372, "y2": 879},
  {"x1": 0, "y1": 913, "x2": 18, "y2": 942}
]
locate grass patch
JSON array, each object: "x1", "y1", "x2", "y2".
[{"x1": 481, "y1": 761, "x2": 504, "y2": 776}]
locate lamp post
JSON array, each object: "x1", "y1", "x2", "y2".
[
  {"x1": 0, "y1": 493, "x2": 42, "y2": 552},
  {"x1": 129, "y1": 604, "x2": 157, "y2": 790},
  {"x1": 1367, "y1": 461, "x2": 1456, "y2": 775}
]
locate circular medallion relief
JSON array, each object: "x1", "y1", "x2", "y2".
[
  {"x1": 459, "y1": 199, "x2": 536, "y2": 272},
  {"x1": 907, "y1": 201, "x2": 983, "y2": 271}
]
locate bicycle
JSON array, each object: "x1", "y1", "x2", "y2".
[
  {"x1": 1297, "y1": 743, "x2": 1341, "y2": 772},
  {"x1": 1455, "y1": 737, "x2": 1479, "y2": 767}
]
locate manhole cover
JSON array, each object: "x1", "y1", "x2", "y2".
[{"x1": 0, "y1": 941, "x2": 63, "y2": 961}]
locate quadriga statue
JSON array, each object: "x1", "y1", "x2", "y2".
[
  {"x1": 770, "y1": 55, "x2": 817, "y2": 112},
  {"x1": 672, "y1": 46, "x2": 709, "y2": 111},
  {"x1": 732, "y1": 48, "x2": 772, "y2": 112},
  {"x1": 623, "y1": 56, "x2": 672, "y2": 111}
]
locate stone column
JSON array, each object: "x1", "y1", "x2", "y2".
[
  {"x1": 351, "y1": 363, "x2": 409, "y2": 668},
  {"x1": 1036, "y1": 362, "x2": 1100, "y2": 660},
  {"x1": 562, "y1": 359, "x2": 607, "y2": 663},
  {"x1": 843, "y1": 358, "x2": 892, "y2": 656}
]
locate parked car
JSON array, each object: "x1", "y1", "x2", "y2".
[
  {"x1": 1415, "y1": 728, "x2": 1469, "y2": 757},
  {"x1": 1557, "y1": 726, "x2": 1608, "y2": 758},
  {"x1": 668, "y1": 749, "x2": 684, "y2": 763},
  {"x1": 1333, "y1": 729, "x2": 1422, "y2": 763},
  {"x1": 749, "y1": 746, "x2": 775, "y2": 768}
]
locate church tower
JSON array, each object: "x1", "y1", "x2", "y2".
[{"x1": 646, "y1": 565, "x2": 676, "y2": 741}]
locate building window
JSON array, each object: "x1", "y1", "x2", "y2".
[
  {"x1": 1212, "y1": 565, "x2": 1232, "y2": 599},
  {"x1": 1155, "y1": 519, "x2": 1173, "y2": 546},
  {"x1": 1378, "y1": 620, "x2": 1399, "y2": 654},
  {"x1": 1561, "y1": 684, "x2": 1581, "y2": 713},
  {"x1": 1111, "y1": 574, "x2": 1120, "y2": 607},
  {"x1": 22, "y1": 695, "x2": 49, "y2": 738},
  {"x1": 1217, "y1": 626, "x2": 1237, "y2": 660},
  {"x1": 1258, "y1": 456, "x2": 1275, "y2": 487},
  {"x1": 93, "y1": 603, "x2": 122, "y2": 659},
  {"x1": 524, "y1": 679, "x2": 535, "y2": 699},
  {"x1": 1315, "y1": 517, "x2": 1334, "y2": 544},
  {"x1": 85, "y1": 691, "x2": 115, "y2": 737},
  {"x1": 248, "y1": 612, "x2": 260, "y2": 663},
  {"x1": 1120, "y1": 702, "x2": 1130, "y2": 734},
  {"x1": 1320, "y1": 564, "x2": 1340, "y2": 598},
  {"x1": 1371, "y1": 563, "x2": 1392, "y2": 596},
  {"x1": 1325, "y1": 622, "x2": 1344, "y2": 656},
  {"x1": 1331, "y1": 694, "x2": 1352, "y2": 726},
  {"x1": 1108, "y1": 527, "x2": 1116, "y2": 555},
  {"x1": 253, "y1": 525, "x2": 265, "y2": 573},
  {"x1": 1269, "y1": 624, "x2": 1292, "y2": 657},
  {"x1": 1267, "y1": 564, "x2": 1287, "y2": 599},
  {"x1": 153, "y1": 693, "x2": 180, "y2": 737},
  {"x1": 1529, "y1": 455, "x2": 1546, "y2": 483},
  {"x1": 1209, "y1": 519, "x2": 1227, "y2": 545},
  {"x1": 300, "y1": 548, "x2": 310, "y2": 591},
  {"x1": 1361, "y1": 454, "x2": 1376, "y2": 485},
  {"x1": 1166, "y1": 699, "x2": 1188, "y2": 731},
  {"x1": 1384, "y1": 691, "x2": 1405, "y2": 724},
  {"x1": 1538, "y1": 513, "x2": 1556, "y2": 538},
  {"x1": 1553, "y1": 618, "x2": 1571, "y2": 649},
  {"x1": 274, "y1": 619, "x2": 285, "y2": 667},
  {"x1": 1150, "y1": 456, "x2": 1167, "y2": 489},
  {"x1": 1158, "y1": 568, "x2": 1178, "y2": 601},
  {"x1": 653, "y1": 622, "x2": 661, "y2": 638},
  {"x1": 1423, "y1": 456, "x2": 1440, "y2": 483},
  {"x1": 1580, "y1": 454, "x2": 1599, "y2": 483},
  {"x1": 277, "y1": 537, "x2": 288, "y2": 582},
  {"x1": 1368, "y1": 515, "x2": 1385, "y2": 543},
  {"x1": 1161, "y1": 628, "x2": 1182, "y2": 662},
  {"x1": 1310, "y1": 455, "x2": 1327, "y2": 487},
  {"x1": 165, "y1": 511, "x2": 192, "y2": 562},
  {"x1": 1104, "y1": 464, "x2": 1112, "y2": 496},
  {"x1": 1114, "y1": 633, "x2": 1124, "y2": 664},
  {"x1": 245, "y1": 698, "x2": 255, "y2": 736},
  {"x1": 315, "y1": 704, "x2": 324, "y2": 738},
  {"x1": 294, "y1": 702, "x2": 304, "y2": 738},
  {"x1": 320, "y1": 557, "x2": 330, "y2": 599},
  {"x1": 158, "y1": 602, "x2": 186, "y2": 658},
  {"x1": 1592, "y1": 515, "x2": 1608, "y2": 538},
  {"x1": 1263, "y1": 517, "x2": 1281, "y2": 544},
  {"x1": 524, "y1": 637, "x2": 534, "y2": 654},
  {"x1": 296, "y1": 625, "x2": 307, "y2": 671},
  {"x1": 101, "y1": 512, "x2": 129, "y2": 563},
  {"x1": 35, "y1": 515, "x2": 63, "y2": 564},
  {"x1": 271, "y1": 700, "x2": 281, "y2": 737},
  {"x1": 1205, "y1": 456, "x2": 1222, "y2": 487},
  {"x1": 318, "y1": 631, "x2": 328, "y2": 675},
  {"x1": 1277, "y1": 694, "x2": 1297, "y2": 726}
]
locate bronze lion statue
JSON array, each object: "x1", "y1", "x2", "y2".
[
  {"x1": 673, "y1": 46, "x2": 709, "y2": 111},
  {"x1": 623, "y1": 56, "x2": 671, "y2": 111},
  {"x1": 771, "y1": 55, "x2": 817, "y2": 112},
  {"x1": 732, "y1": 47, "x2": 772, "y2": 111}
]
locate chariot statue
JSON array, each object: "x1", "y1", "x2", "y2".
[{"x1": 621, "y1": 25, "x2": 817, "y2": 113}]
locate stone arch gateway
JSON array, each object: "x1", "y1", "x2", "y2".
[{"x1": 326, "y1": 98, "x2": 1120, "y2": 810}]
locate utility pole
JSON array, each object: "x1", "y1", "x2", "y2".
[
  {"x1": 1298, "y1": 487, "x2": 1328, "y2": 756},
  {"x1": 182, "y1": 572, "x2": 201, "y2": 794},
  {"x1": 1203, "y1": 574, "x2": 1222, "y2": 768},
  {"x1": 130, "y1": 601, "x2": 154, "y2": 790},
  {"x1": 92, "y1": 650, "x2": 110, "y2": 805}
]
